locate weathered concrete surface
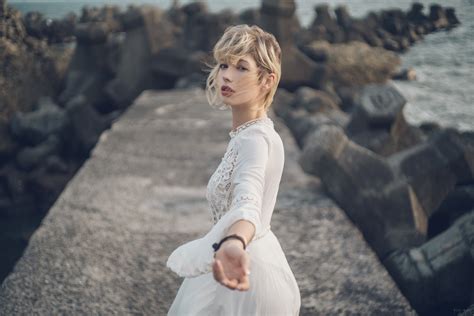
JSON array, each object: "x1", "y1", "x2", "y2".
[{"x1": 0, "y1": 88, "x2": 415, "y2": 315}]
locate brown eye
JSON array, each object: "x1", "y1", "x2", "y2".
[{"x1": 219, "y1": 64, "x2": 228, "y2": 69}]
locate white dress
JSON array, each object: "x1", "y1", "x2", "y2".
[{"x1": 166, "y1": 114, "x2": 301, "y2": 315}]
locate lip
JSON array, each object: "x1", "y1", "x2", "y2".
[
  {"x1": 221, "y1": 85, "x2": 235, "y2": 96},
  {"x1": 221, "y1": 86, "x2": 235, "y2": 92}
]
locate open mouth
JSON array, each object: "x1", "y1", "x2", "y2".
[{"x1": 221, "y1": 85, "x2": 234, "y2": 93}]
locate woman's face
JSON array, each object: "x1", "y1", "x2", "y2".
[{"x1": 217, "y1": 55, "x2": 267, "y2": 110}]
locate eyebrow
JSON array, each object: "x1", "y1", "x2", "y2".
[{"x1": 238, "y1": 59, "x2": 250, "y2": 66}]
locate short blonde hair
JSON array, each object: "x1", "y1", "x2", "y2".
[{"x1": 205, "y1": 24, "x2": 282, "y2": 110}]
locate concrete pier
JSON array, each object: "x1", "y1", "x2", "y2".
[{"x1": 0, "y1": 88, "x2": 415, "y2": 315}]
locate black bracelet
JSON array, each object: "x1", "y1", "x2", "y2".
[{"x1": 212, "y1": 234, "x2": 247, "y2": 252}]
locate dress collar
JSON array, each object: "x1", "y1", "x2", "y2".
[{"x1": 229, "y1": 114, "x2": 273, "y2": 138}]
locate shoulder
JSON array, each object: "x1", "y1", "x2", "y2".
[{"x1": 235, "y1": 124, "x2": 273, "y2": 152}]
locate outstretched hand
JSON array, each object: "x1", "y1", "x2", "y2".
[{"x1": 212, "y1": 240, "x2": 251, "y2": 291}]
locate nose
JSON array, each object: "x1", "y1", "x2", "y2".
[
  {"x1": 221, "y1": 67, "x2": 234, "y2": 83},
  {"x1": 223, "y1": 72, "x2": 231, "y2": 83}
]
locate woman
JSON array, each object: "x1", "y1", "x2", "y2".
[{"x1": 167, "y1": 24, "x2": 301, "y2": 315}]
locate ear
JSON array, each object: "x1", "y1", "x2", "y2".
[{"x1": 262, "y1": 73, "x2": 276, "y2": 91}]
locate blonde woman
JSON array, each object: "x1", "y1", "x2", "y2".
[{"x1": 167, "y1": 24, "x2": 301, "y2": 315}]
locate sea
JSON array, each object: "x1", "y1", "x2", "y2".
[{"x1": 8, "y1": 0, "x2": 474, "y2": 131}]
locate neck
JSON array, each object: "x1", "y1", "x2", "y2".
[{"x1": 231, "y1": 107, "x2": 267, "y2": 131}]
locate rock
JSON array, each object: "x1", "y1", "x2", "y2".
[
  {"x1": 64, "y1": 95, "x2": 108, "y2": 157},
  {"x1": 261, "y1": 0, "x2": 328, "y2": 90},
  {"x1": 334, "y1": 5, "x2": 352, "y2": 29},
  {"x1": 376, "y1": 31, "x2": 405, "y2": 52},
  {"x1": 383, "y1": 211, "x2": 474, "y2": 314},
  {"x1": 429, "y1": 4, "x2": 449, "y2": 30},
  {"x1": 345, "y1": 83, "x2": 406, "y2": 135},
  {"x1": 286, "y1": 108, "x2": 349, "y2": 148},
  {"x1": 392, "y1": 67, "x2": 417, "y2": 81},
  {"x1": 0, "y1": 0, "x2": 6, "y2": 17},
  {"x1": 49, "y1": 13, "x2": 77, "y2": 43},
  {"x1": 335, "y1": 85, "x2": 361, "y2": 112},
  {"x1": 174, "y1": 72, "x2": 206, "y2": 90},
  {"x1": 58, "y1": 27, "x2": 113, "y2": 109},
  {"x1": 0, "y1": 164, "x2": 28, "y2": 204},
  {"x1": 310, "y1": 4, "x2": 345, "y2": 43},
  {"x1": 152, "y1": 48, "x2": 207, "y2": 78},
  {"x1": 239, "y1": 8, "x2": 260, "y2": 26},
  {"x1": 105, "y1": 5, "x2": 176, "y2": 108},
  {"x1": 350, "y1": 129, "x2": 394, "y2": 155},
  {"x1": 407, "y1": 2, "x2": 429, "y2": 26},
  {"x1": 23, "y1": 11, "x2": 47, "y2": 39},
  {"x1": 313, "y1": 41, "x2": 400, "y2": 87},
  {"x1": 300, "y1": 125, "x2": 429, "y2": 257},
  {"x1": 381, "y1": 9, "x2": 406, "y2": 36},
  {"x1": 74, "y1": 22, "x2": 110, "y2": 44},
  {"x1": 26, "y1": 163, "x2": 73, "y2": 214},
  {"x1": 15, "y1": 135, "x2": 61, "y2": 171},
  {"x1": 445, "y1": 7, "x2": 460, "y2": 27},
  {"x1": 292, "y1": 87, "x2": 339, "y2": 113},
  {"x1": 9, "y1": 97, "x2": 69, "y2": 146},
  {"x1": 42, "y1": 155, "x2": 69, "y2": 174},
  {"x1": 299, "y1": 40, "x2": 329, "y2": 63},
  {"x1": 388, "y1": 129, "x2": 472, "y2": 219},
  {"x1": 181, "y1": 8, "x2": 237, "y2": 53},
  {"x1": 22, "y1": 11, "x2": 76, "y2": 43},
  {"x1": 271, "y1": 88, "x2": 295, "y2": 120},
  {"x1": 389, "y1": 110, "x2": 426, "y2": 153},
  {"x1": 80, "y1": 4, "x2": 121, "y2": 26},
  {"x1": 181, "y1": 1, "x2": 207, "y2": 17},
  {"x1": 429, "y1": 185, "x2": 474, "y2": 238},
  {"x1": 299, "y1": 125, "x2": 348, "y2": 176}
]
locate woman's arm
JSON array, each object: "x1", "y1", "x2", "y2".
[
  {"x1": 212, "y1": 133, "x2": 269, "y2": 291},
  {"x1": 226, "y1": 219, "x2": 255, "y2": 245}
]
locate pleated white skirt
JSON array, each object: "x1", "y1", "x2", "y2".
[{"x1": 167, "y1": 231, "x2": 301, "y2": 315}]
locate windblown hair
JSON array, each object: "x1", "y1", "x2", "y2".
[{"x1": 205, "y1": 24, "x2": 282, "y2": 110}]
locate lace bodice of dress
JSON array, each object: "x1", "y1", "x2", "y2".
[{"x1": 206, "y1": 116, "x2": 272, "y2": 224}]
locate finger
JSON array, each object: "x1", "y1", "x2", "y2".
[
  {"x1": 212, "y1": 259, "x2": 229, "y2": 285},
  {"x1": 226, "y1": 278, "x2": 239, "y2": 290},
  {"x1": 236, "y1": 274, "x2": 250, "y2": 291}
]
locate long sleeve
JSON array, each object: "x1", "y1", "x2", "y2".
[
  {"x1": 167, "y1": 129, "x2": 271, "y2": 278},
  {"x1": 224, "y1": 133, "x2": 269, "y2": 240}
]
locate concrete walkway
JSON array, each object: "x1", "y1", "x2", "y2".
[{"x1": 0, "y1": 88, "x2": 415, "y2": 315}]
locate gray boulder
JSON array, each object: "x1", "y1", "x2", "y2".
[
  {"x1": 445, "y1": 7, "x2": 460, "y2": 26},
  {"x1": 285, "y1": 108, "x2": 348, "y2": 149},
  {"x1": 74, "y1": 22, "x2": 110, "y2": 44},
  {"x1": 429, "y1": 4, "x2": 449, "y2": 30},
  {"x1": 383, "y1": 211, "x2": 474, "y2": 314},
  {"x1": 388, "y1": 130, "x2": 472, "y2": 220},
  {"x1": 261, "y1": 0, "x2": 328, "y2": 90},
  {"x1": 152, "y1": 48, "x2": 207, "y2": 78},
  {"x1": 292, "y1": 87, "x2": 339, "y2": 114},
  {"x1": 300, "y1": 125, "x2": 428, "y2": 257},
  {"x1": 9, "y1": 97, "x2": 69, "y2": 146},
  {"x1": 346, "y1": 83, "x2": 406, "y2": 135},
  {"x1": 105, "y1": 5, "x2": 176, "y2": 108},
  {"x1": 15, "y1": 135, "x2": 60, "y2": 171},
  {"x1": 64, "y1": 95, "x2": 108, "y2": 157},
  {"x1": 429, "y1": 185, "x2": 474, "y2": 237},
  {"x1": 310, "y1": 4, "x2": 345, "y2": 43},
  {"x1": 0, "y1": 0, "x2": 6, "y2": 17},
  {"x1": 58, "y1": 31, "x2": 112, "y2": 109}
]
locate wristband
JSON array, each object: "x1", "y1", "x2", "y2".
[{"x1": 212, "y1": 234, "x2": 247, "y2": 252}]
